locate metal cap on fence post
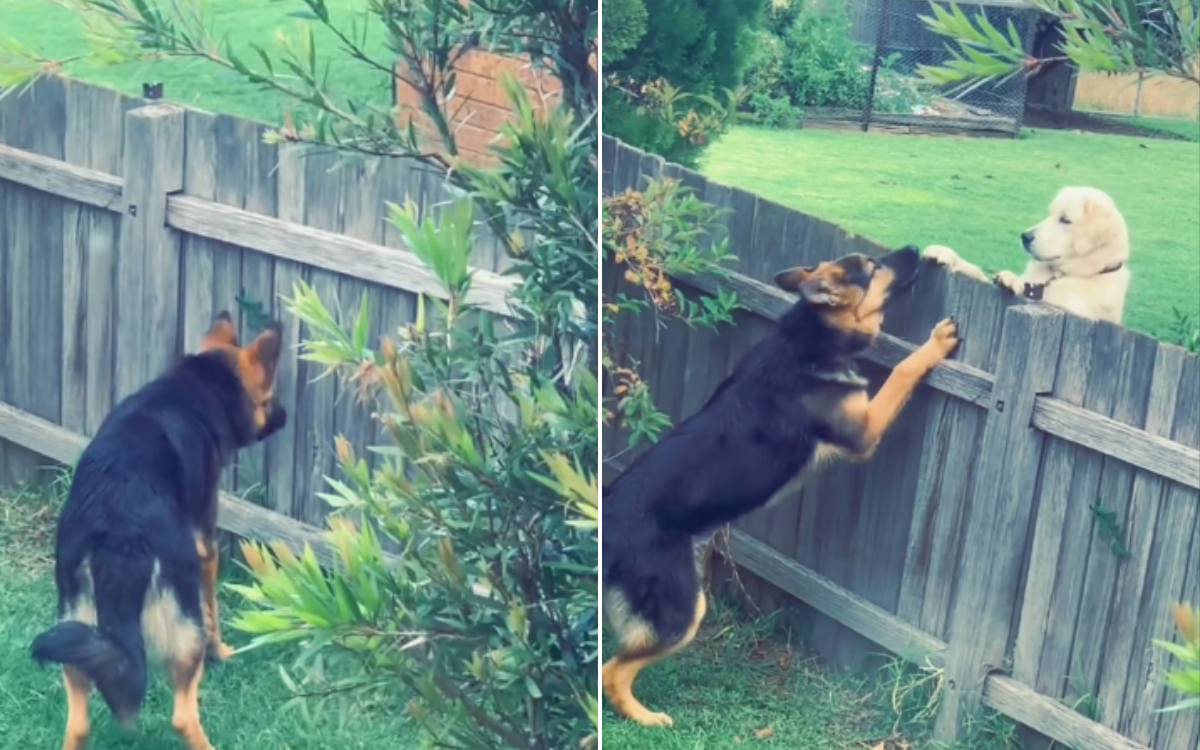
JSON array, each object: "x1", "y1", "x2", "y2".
[
  {"x1": 933, "y1": 304, "x2": 1066, "y2": 741},
  {"x1": 115, "y1": 104, "x2": 186, "y2": 402}
]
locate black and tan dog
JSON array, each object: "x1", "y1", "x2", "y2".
[
  {"x1": 30, "y1": 312, "x2": 287, "y2": 750},
  {"x1": 601, "y1": 246, "x2": 960, "y2": 727}
]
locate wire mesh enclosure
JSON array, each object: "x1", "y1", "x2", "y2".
[{"x1": 806, "y1": 0, "x2": 1043, "y2": 137}]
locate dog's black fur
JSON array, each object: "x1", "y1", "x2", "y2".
[
  {"x1": 30, "y1": 322, "x2": 286, "y2": 723},
  {"x1": 603, "y1": 248, "x2": 918, "y2": 647},
  {"x1": 601, "y1": 246, "x2": 955, "y2": 727}
]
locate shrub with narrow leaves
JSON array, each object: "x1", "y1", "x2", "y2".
[{"x1": 1155, "y1": 602, "x2": 1200, "y2": 715}]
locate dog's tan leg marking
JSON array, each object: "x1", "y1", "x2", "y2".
[
  {"x1": 195, "y1": 535, "x2": 233, "y2": 661},
  {"x1": 846, "y1": 318, "x2": 960, "y2": 461},
  {"x1": 60, "y1": 666, "x2": 92, "y2": 750},
  {"x1": 171, "y1": 649, "x2": 215, "y2": 750},
  {"x1": 602, "y1": 592, "x2": 707, "y2": 728}
]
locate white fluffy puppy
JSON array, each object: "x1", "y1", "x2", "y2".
[{"x1": 924, "y1": 186, "x2": 1131, "y2": 324}]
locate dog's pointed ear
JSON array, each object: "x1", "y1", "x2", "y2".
[
  {"x1": 199, "y1": 311, "x2": 239, "y2": 351},
  {"x1": 774, "y1": 266, "x2": 814, "y2": 292},
  {"x1": 245, "y1": 322, "x2": 284, "y2": 384},
  {"x1": 775, "y1": 266, "x2": 839, "y2": 306}
]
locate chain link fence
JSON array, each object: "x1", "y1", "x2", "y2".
[{"x1": 805, "y1": 0, "x2": 1042, "y2": 136}]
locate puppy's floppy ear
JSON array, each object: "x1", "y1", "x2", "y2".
[
  {"x1": 245, "y1": 322, "x2": 284, "y2": 383},
  {"x1": 199, "y1": 311, "x2": 238, "y2": 351}
]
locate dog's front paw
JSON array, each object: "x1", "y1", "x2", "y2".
[
  {"x1": 992, "y1": 270, "x2": 1023, "y2": 295},
  {"x1": 923, "y1": 245, "x2": 960, "y2": 269},
  {"x1": 926, "y1": 317, "x2": 961, "y2": 360}
]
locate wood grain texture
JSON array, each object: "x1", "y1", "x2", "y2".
[
  {"x1": 165, "y1": 194, "x2": 517, "y2": 317},
  {"x1": 898, "y1": 272, "x2": 1006, "y2": 640},
  {"x1": 728, "y1": 530, "x2": 948, "y2": 665},
  {"x1": 935, "y1": 305, "x2": 1066, "y2": 740},
  {"x1": 1012, "y1": 315, "x2": 1097, "y2": 689},
  {"x1": 1032, "y1": 395, "x2": 1200, "y2": 489},
  {"x1": 983, "y1": 675, "x2": 1154, "y2": 750},
  {"x1": 233, "y1": 118, "x2": 279, "y2": 502},
  {"x1": 1140, "y1": 353, "x2": 1200, "y2": 747},
  {"x1": 59, "y1": 80, "x2": 91, "y2": 436},
  {"x1": 292, "y1": 149, "x2": 343, "y2": 528},
  {"x1": 0, "y1": 77, "x2": 66, "y2": 483},
  {"x1": 0, "y1": 143, "x2": 122, "y2": 212},
  {"x1": 1096, "y1": 345, "x2": 1183, "y2": 734},
  {"x1": 114, "y1": 104, "x2": 185, "y2": 401},
  {"x1": 263, "y1": 144, "x2": 308, "y2": 520},
  {"x1": 1067, "y1": 326, "x2": 1157, "y2": 720}
]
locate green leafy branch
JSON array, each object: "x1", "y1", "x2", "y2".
[{"x1": 918, "y1": 1, "x2": 1200, "y2": 92}]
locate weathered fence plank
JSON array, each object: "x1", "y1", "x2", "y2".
[
  {"x1": 1013, "y1": 315, "x2": 1094, "y2": 692},
  {"x1": 264, "y1": 144, "x2": 309, "y2": 520},
  {"x1": 936, "y1": 305, "x2": 1066, "y2": 739},
  {"x1": 234, "y1": 118, "x2": 281, "y2": 503},
  {"x1": 1069, "y1": 327, "x2": 1158, "y2": 711},
  {"x1": 1096, "y1": 344, "x2": 1184, "y2": 732},
  {"x1": 114, "y1": 104, "x2": 185, "y2": 401},
  {"x1": 1143, "y1": 351, "x2": 1200, "y2": 748}
]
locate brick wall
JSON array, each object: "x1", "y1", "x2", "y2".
[{"x1": 396, "y1": 50, "x2": 588, "y2": 165}]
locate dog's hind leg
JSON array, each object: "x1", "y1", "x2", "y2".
[
  {"x1": 602, "y1": 591, "x2": 707, "y2": 728},
  {"x1": 60, "y1": 666, "x2": 92, "y2": 750},
  {"x1": 170, "y1": 646, "x2": 216, "y2": 750},
  {"x1": 195, "y1": 535, "x2": 233, "y2": 661}
]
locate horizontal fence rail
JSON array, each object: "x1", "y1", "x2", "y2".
[{"x1": 0, "y1": 142, "x2": 518, "y2": 316}]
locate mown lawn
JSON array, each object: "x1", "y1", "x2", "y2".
[
  {"x1": 601, "y1": 602, "x2": 1016, "y2": 750},
  {"x1": 0, "y1": 485, "x2": 420, "y2": 750},
  {"x1": 702, "y1": 125, "x2": 1200, "y2": 339},
  {"x1": 4, "y1": 0, "x2": 391, "y2": 123}
]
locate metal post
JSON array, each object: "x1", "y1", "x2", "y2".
[{"x1": 861, "y1": 0, "x2": 892, "y2": 132}]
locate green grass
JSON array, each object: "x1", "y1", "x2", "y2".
[
  {"x1": 702, "y1": 126, "x2": 1200, "y2": 339},
  {"x1": 5, "y1": 0, "x2": 392, "y2": 124},
  {"x1": 601, "y1": 603, "x2": 1019, "y2": 750},
  {"x1": 0, "y1": 483, "x2": 421, "y2": 750}
]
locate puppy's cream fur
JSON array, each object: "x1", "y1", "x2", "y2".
[{"x1": 925, "y1": 186, "x2": 1131, "y2": 324}]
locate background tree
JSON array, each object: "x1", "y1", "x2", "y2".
[
  {"x1": 601, "y1": 0, "x2": 762, "y2": 166},
  {"x1": 919, "y1": 0, "x2": 1200, "y2": 90}
]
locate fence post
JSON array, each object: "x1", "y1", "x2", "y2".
[
  {"x1": 933, "y1": 305, "x2": 1066, "y2": 741},
  {"x1": 115, "y1": 104, "x2": 185, "y2": 401}
]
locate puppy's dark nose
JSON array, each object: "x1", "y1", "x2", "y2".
[{"x1": 1020, "y1": 231, "x2": 1034, "y2": 248}]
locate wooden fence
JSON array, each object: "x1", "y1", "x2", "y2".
[
  {"x1": 0, "y1": 75, "x2": 515, "y2": 561},
  {"x1": 1073, "y1": 71, "x2": 1200, "y2": 121},
  {"x1": 602, "y1": 136, "x2": 1199, "y2": 750}
]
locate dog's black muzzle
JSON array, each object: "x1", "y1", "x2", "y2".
[{"x1": 880, "y1": 245, "x2": 921, "y2": 293}]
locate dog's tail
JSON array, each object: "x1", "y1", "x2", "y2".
[{"x1": 30, "y1": 546, "x2": 153, "y2": 725}]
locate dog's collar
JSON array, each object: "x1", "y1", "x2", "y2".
[
  {"x1": 1023, "y1": 262, "x2": 1124, "y2": 301},
  {"x1": 802, "y1": 362, "x2": 869, "y2": 388}
]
